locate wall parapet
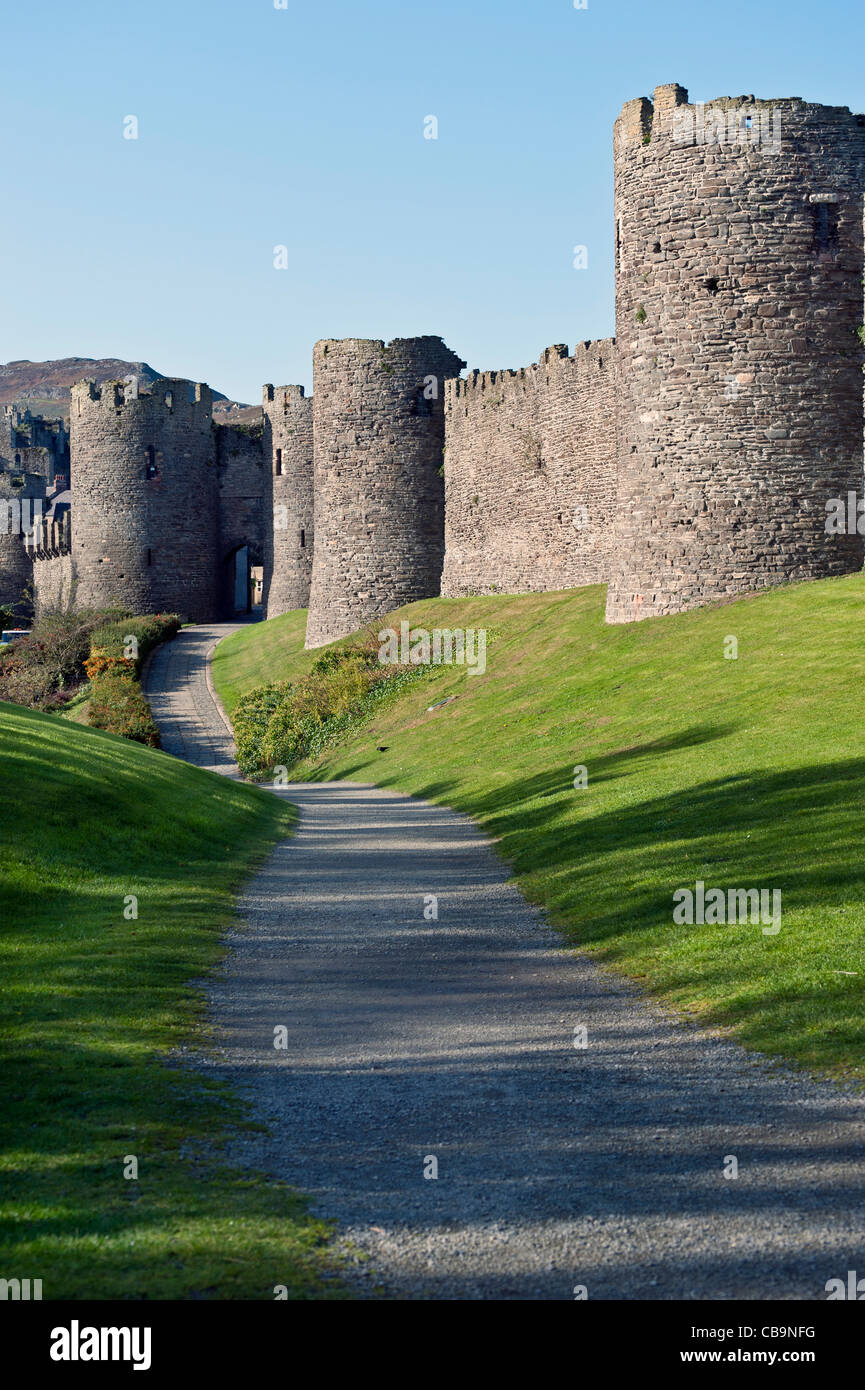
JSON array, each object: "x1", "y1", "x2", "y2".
[{"x1": 25, "y1": 512, "x2": 71, "y2": 560}]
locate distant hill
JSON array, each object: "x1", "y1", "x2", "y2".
[{"x1": 0, "y1": 358, "x2": 257, "y2": 423}]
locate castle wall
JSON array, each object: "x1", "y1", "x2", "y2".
[
  {"x1": 2, "y1": 408, "x2": 70, "y2": 485},
  {"x1": 606, "y1": 83, "x2": 865, "y2": 623},
  {"x1": 305, "y1": 337, "x2": 466, "y2": 648},
  {"x1": 32, "y1": 552, "x2": 74, "y2": 613},
  {"x1": 0, "y1": 473, "x2": 45, "y2": 617},
  {"x1": 441, "y1": 341, "x2": 616, "y2": 596},
  {"x1": 0, "y1": 530, "x2": 33, "y2": 618},
  {"x1": 10, "y1": 447, "x2": 53, "y2": 481},
  {"x1": 262, "y1": 384, "x2": 314, "y2": 617},
  {"x1": 69, "y1": 378, "x2": 218, "y2": 621}
]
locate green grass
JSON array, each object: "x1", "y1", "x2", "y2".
[
  {"x1": 216, "y1": 575, "x2": 865, "y2": 1082},
  {"x1": 212, "y1": 611, "x2": 313, "y2": 712},
  {"x1": 0, "y1": 702, "x2": 346, "y2": 1299},
  {"x1": 57, "y1": 686, "x2": 92, "y2": 725}
]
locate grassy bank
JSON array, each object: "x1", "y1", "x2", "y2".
[
  {"x1": 214, "y1": 576, "x2": 865, "y2": 1082},
  {"x1": 212, "y1": 611, "x2": 311, "y2": 713},
  {"x1": 0, "y1": 702, "x2": 344, "y2": 1299}
]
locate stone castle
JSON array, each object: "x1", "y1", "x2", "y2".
[{"x1": 2, "y1": 82, "x2": 864, "y2": 647}]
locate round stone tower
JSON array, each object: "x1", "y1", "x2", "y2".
[
  {"x1": 0, "y1": 474, "x2": 46, "y2": 619},
  {"x1": 262, "y1": 384, "x2": 314, "y2": 617},
  {"x1": 0, "y1": 527, "x2": 33, "y2": 619},
  {"x1": 305, "y1": 336, "x2": 466, "y2": 648},
  {"x1": 69, "y1": 377, "x2": 218, "y2": 620},
  {"x1": 606, "y1": 83, "x2": 865, "y2": 623}
]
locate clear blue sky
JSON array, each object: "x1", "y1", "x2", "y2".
[{"x1": 1, "y1": 0, "x2": 862, "y2": 402}]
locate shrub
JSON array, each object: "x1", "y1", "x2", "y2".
[
  {"x1": 0, "y1": 652, "x2": 57, "y2": 708},
  {"x1": 89, "y1": 613, "x2": 182, "y2": 678},
  {"x1": 84, "y1": 652, "x2": 136, "y2": 683},
  {"x1": 232, "y1": 635, "x2": 428, "y2": 778},
  {"x1": 233, "y1": 681, "x2": 294, "y2": 776},
  {"x1": 0, "y1": 608, "x2": 179, "y2": 747},
  {"x1": 84, "y1": 613, "x2": 180, "y2": 743},
  {"x1": 87, "y1": 675, "x2": 160, "y2": 747},
  {"x1": 259, "y1": 702, "x2": 310, "y2": 769},
  {"x1": 12, "y1": 608, "x2": 107, "y2": 698}
]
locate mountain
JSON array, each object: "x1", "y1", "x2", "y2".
[{"x1": 0, "y1": 358, "x2": 253, "y2": 422}]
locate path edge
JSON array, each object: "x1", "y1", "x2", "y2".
[{"x1": 204, "y1": 635, "x2": 237, "y2": 740}]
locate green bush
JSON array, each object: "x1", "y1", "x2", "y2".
[
  {"x1": 0, "y1": 609, "x2": 179, "y2": 714},
  {"x1": 233, "y1": 681, "x2": 295, "y2": 776},
  {"x1": 89, "y1": 613, "x2": 181, "y2": 677},
  {"x1": 259, "y1": 702, "x2": 310, "y2": 769},
  {"x1": 85, "y1": 614, "x2": 180, "y2": 743},
  {"x1": 0, "y1": 653, "x2": 58, "y2": 709},
  {"x1": 0, "y1": 608, "x2": 103, "y2": 708},
  {"x1": 232, "y1": 636, "x2": 428, "y2": 778},
  {"x1": 87, "y1": 674, "x2": 160, "y2": 747},
  {"x1": 2, "y1": 608, "x2": 107, "y2": 702}
]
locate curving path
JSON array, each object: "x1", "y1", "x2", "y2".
[
  {"x1": 146, "y1": 626, "x2": 865, "y2": 1300},
  {"x1": 145, "y1": 623, "x2": 242, "y2": 775}
]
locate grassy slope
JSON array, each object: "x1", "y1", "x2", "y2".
[
  {"x1": 0, "y1": 702, "x2": 344, "y2": 1299},
  {"x1": 212, "y1": 610, "x2": 312, "y2": 712},
  {"x1": 214, "y1": 576, "x2": 865, "y2": 1082}
]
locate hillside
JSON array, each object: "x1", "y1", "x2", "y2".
[
  {"x1": 0, "y1": 701, "x2": 342, "y2": 1299},
  {"x1": 213, "y1": 575, "x2": 865, "y2": 1081},
  {"x1": 0, "y1": 357, "x2": 245, "y2": 421}
]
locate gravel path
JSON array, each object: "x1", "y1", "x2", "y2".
[
  {"x1": 145, "y1": 623, "x2": 241, "y2": 775},
  {"x1": 147, "y1": 626, "x2": 865, "y2": 1301}
]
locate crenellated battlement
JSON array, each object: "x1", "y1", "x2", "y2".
[
  {"x1": 25, "y1": 511, "x2": 71, "y2": 560},
  {"x1": 71, "y1": 376, "x2": 212, "y2": 417},
  {"x1": 445, "y1": 340, "x2": 614, "y2": 407},
  {"x1": 263, "y1": 383, "x2": 308, "y2": 409},
  {"x1": 614, "y1": 81, "x2": 865, "y2": 154}
]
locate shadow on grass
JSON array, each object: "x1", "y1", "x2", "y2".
[
  {"x1": 0, "y1": 1030, "x2": 343, "y2": 1300},
  {"x1": 320, "y1": 744, "x2": 865, "y2": 1067}
]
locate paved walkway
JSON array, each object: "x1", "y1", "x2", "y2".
[
  {"x1": 147, "y1": 626, "x2": 865, "y2": 1300},
  {"x1": 146, "y1": 623, "x2": 242, "y2": 775}
]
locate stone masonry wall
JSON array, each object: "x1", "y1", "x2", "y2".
[
  {"x1": 0, "y1": 472, "x2": 45, "y2": 616},
  {"x1": 69, "y1": 378, "x2": 219, "y2": 621},
  {"x1": 32, "y1": 552, "x2": 75, "y2": 613},
  {"x1": 1, "y1": 408, "x2": 70, "y2": 485},
  {"x1": 606, "y1": 83, "x2": 865, "y2": 623},
  {"x1": 0, "y1": 531, "x2": 33, "y2": 617},
  {"x1": 441, "y1": 341, "x2": 616, "y2": 596},
  {"x1": 305, "y1": 337, "x2": 465, "y2": 647},
  {"x1": 262, "y1": 384, "x2": 314, "y2": 617}
]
